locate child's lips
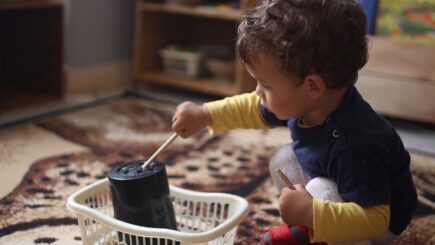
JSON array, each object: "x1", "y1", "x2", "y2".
[{"x1": 259, "y1": 97, "x2": 265, "y2": 106}]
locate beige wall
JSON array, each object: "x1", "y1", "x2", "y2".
[{"x1": 63, "y1": 0, "x2": 135, "y2": 92}]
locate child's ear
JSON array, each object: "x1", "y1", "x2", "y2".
[{"x1": 303, "y1": 74, "x2": 326, "y2": 99}]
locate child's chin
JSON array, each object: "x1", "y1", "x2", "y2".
[
  {"x1": 267, "y1": 107, "x2": 290, "y2": 120},
  {"x1": 275, "y1": 113, "x2": 290, "y2": 120}
]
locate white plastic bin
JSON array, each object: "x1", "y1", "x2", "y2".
[
  {"x1": 160, "y1": 48, "x2": 203, "y2": 77},
  {"x1": 66, "y1": 178, "x2": 249, "y2": 245}
]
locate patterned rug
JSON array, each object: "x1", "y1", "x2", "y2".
[{"x1": 0, "y1": 96, "x2": 434, "y2": 244}]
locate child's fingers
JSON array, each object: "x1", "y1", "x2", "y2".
[
  {"x1": 172, "y1": 118, "x2": 189, "y2": 138},
  {"x1": 294, "y1": 184, "x2": 312, "y2": 197},
  {"x1": 178, "y1": 128, "x2": 190, "y2": 138},
  {"x1": 279, "y1": 184, "x2": 306, "y2": 197},
  {"x1": 294, "y1": 184, "x2": 306, "y2": 191},
  {"x1": 171, "y1": 117, "x2": 183, "y2": 132},
  {"x1": 280, "y1": 187, "x2": 293, "y2": 196}
]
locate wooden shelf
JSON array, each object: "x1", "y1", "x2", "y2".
[
  {"x1": 138, "y1": 3, "x2": 243, "y2": 21},
  {"x1": 0, "y1": 0, "x2": 61, "y2": 10},
  {"x1": 135, "y1": 71, "x2": 237, "y2": 96},
  {"x1": 132, "y1": 0, "x2": 435, "y2": 124},
  {"x1": 364, "y1": 36, "x2": 435, "y2": 82},
  {"x1": 357, "y1": 36, "x2": 435, "y2": 124},
  {"x1": 133, "y1": 0, "x2": 254, "y2": 97},
  {"x1": 0, "y1": 0, "x2": 64, "y2": 108}
]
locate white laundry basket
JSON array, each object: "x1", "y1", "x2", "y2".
[{"x1": 66, "y1": 178, "x2": 249, "y2": 245}]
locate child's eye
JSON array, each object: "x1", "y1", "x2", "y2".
[
  {"x1": 260, "y1": 83, "x2": 271, "y2": 90},
  {"x1": 256, "y1": 80, "x2": 271, "y2": 91}
]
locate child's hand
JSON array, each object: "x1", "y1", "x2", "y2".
[
  {"x1": 278, "y1": 184, "x2": 314, "y2": 229},
  {"x1": 172, "y1": 101, "x2": 212, "y2": 138}
]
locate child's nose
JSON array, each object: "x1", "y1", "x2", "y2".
[{"x1": 255, "y1": 84, "x2": 263, "y2": 97}]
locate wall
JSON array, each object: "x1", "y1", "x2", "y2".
[{"x1": 63, "y1": 0, "x2": 135, "y2": 93}]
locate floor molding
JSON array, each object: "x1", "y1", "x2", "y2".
[{"x1": 66, "y1": 60, "x2": 133, "y2": 94}]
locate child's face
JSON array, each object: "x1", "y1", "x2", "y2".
[{"x1": 246, "y1": 53, "x2": 314, "y2": 120}]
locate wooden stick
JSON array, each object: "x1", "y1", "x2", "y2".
[
  {"x1": 142, "y1": 133, "x2": 179, "y2": 169},
  {"x1": 275, "y1": 169, "x2": 296, "y2": 190}
]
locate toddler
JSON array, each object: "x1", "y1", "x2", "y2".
[{"x1": 171, "y1": 0, "x2": 417, "y2": 244}]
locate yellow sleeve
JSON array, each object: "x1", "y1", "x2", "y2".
[
  {"x1": 204, "y1": 92, "x2": 273, "y2": 135},
  {"x1": 312, "y1": 199, "x2": 390, "y2": 243}
]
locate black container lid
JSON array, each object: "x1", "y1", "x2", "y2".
[{"x1": 109, "y1": 160, "x2": 164, "y2": 181}]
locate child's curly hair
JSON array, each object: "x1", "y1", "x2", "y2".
[{"x1": 236, "y1": 0, "x2": 368, "y2": 89}]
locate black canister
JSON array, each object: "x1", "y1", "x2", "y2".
[{"x1": 108, "y1": 160, "x2": 178, "y2": 244}]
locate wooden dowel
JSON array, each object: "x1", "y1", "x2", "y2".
[
  {"x1": 275, "y1": 168, "x2": 296, "y2": 190},
  {"x1": 142, "y1": 133, "x2": 179, "y2": 169}
]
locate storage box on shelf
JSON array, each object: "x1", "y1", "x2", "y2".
[
  {"x1": 132, "y1": 0, "x2": 256, "y2": 96},
  {"x1": 160, "y1": 46, "x2": 204, "y2": 77},
  {"x1": 206, "y1": 58, "x2": 236, "y2": 82}
]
